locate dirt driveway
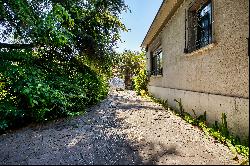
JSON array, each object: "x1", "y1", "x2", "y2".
[{"x1": 0, "y1": 90, "x2": 245, "y2": 165}]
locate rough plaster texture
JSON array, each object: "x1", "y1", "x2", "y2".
[
  {"x1": 146, "y1": 0, "x2": 249, "y2": 98},
  {"x1": 145, "y1": 0, "x2": 249, "y2": 139},
  {"x1": 148, "y1": 86, "x2": 249, "y2": 140},
  {"x1": 142, "y1": 0, "x2": 184, "y2": 46}
]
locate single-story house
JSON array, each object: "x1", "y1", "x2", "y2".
[{"x1": 141, "y1": 0, "x2": 249, "y2": 139}]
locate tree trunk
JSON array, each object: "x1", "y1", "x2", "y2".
[
  {"x1": 124, "y1": 75, "x2": 132, "y2": 90},
  {"x1": 124, "y1": 69, "x2": 132, "y2": 90}
]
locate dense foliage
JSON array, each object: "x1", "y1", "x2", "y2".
[
  {"x1": 133, "y1": 68, "x2": 148, "y2": 96},
  {"x1": 114, "y1": 50, "x2": 146, "y2": 90},
  {"x1": 0, "y1": 50, "x2": 109, "y2": 132},
  {"x1": 0, "y1": 0, "x2": 128, "y2": 73},
  {"x1": 0, "y1": 0, "x2": 128, "y2": 133}
]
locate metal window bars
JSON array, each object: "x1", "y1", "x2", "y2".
[
  {"x1": 186, "y1": 0, "x2": 212, "y2": 53},
  {"x1": 151, "y1": 48, "x2": 163, "y2": 76}
]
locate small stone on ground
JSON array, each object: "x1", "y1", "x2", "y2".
[{"x1": 0, "y1": 90, "x2": 245, "y2": 165}]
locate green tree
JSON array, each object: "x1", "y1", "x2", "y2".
[
  {"x1": 0, "y1": 0, "x2": 128, "y2": 73},
  {"x1": 0, "y1": 0, "x2": 129, "y2": 132},
  {"x1": 115, "y1": 50, "x2": 145, "y2": 89}
]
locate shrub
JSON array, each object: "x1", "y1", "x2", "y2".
[
  {"x1": 133, "y1": 69, "x2": 148, "y2": 96},
  {"x1": 114, "y1": 50, "x2": 146, "y2": 89},
  {"x1": 0, "y1": 50, "x2": 108, "y2": 133}
]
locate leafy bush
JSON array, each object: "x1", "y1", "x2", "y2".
[
  {"x1": 133, "y1": 69, "x2": 148, "y2": 96},
  {"x1": 114, "y1": 50, "x2": 146, "y2": 89},
  {"x1": 0, "y1": 0, "x2": 128, "y2": 134},
  {"x1": 0, "y1": 50, "x2": 108, "y2": 133}
]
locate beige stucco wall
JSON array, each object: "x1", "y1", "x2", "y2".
[
  {"x1": 146, "y1": 0, "x2": 249, "y2": 139},
  {"x1": 147, "y1": 0, "x2": 249, "y2": 98},
  {"x1": 148, "y1": 86, "x2": 249, "y2": 139}
]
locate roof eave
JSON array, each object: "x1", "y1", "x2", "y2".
[
  {"x1": 141, "y1": 0, "x2": 166, "y2": 48},
  {"x1": 141, "y1": 0, "x2": 185, "y2": 49}
]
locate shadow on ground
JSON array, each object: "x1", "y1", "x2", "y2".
[{"x1": 0, "y1": 91, "x2": 179, "y2": 165}]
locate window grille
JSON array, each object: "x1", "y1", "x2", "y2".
[
  {"x1": 186, "y1": 0, "x2": 212, "y2": 53},
  {"x1": 151, "y1": 48, "x2": 163, "y2": 76}
]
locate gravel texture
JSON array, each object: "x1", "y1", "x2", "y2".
[{"x1": 0, "y1": 90, "x2": 245, "y2": 165}]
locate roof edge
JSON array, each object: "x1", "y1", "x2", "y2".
[
  {"x1": 141, "y1": 0, "x2": 184, "y2": 48},
  {"x1": 140, "y1": 0, "x2": 166, "y2": 48}
]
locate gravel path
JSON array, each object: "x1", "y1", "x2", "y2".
[{"x1": 0, "y1": 90, "x2": 245, "y2": 165}]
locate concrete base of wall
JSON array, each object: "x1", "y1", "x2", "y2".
[{"x1": 148, "y1": 86, "x2": 249, "y2": 140}]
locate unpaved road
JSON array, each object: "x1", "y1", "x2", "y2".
[{"x1": 0, "y1": 90, "x2": 245, "y2": 165}]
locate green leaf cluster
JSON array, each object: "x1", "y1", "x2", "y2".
[
  {"x1": 115, "y1": 50, "x2": 145, "y2": 77},
  {"x1": 0, "y1": 50, "x2": 108, "y2": 133},
  {"x1": 0, "y1": 0, "x2": 128, "y2": 133},
  {"x1": 0, "y1": 0, "x2": 129, "y2": 73},
  {"x1": 113, "y1": 50, "x2": 146, "y2": 89},
  {"x1": 133, "y1": 68, "x2": 148, "y2": 96}
]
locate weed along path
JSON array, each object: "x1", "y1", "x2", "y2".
[{"x1": 0, "y1": 90, "x2": 245, "y2": 165}]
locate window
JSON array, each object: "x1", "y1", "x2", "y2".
[
  {"x1": 151, "y1": 48, "x2": 163, "y2": 76},
  {"x1": 186, "y1": 0, "x2": 213, "y2": 53}
]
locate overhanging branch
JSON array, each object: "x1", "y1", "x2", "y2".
[{"x1": 0, "y1": 43, "x2": 36, "y2": 49}]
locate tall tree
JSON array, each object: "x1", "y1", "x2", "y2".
[
  {"x1": 115, "y1": 50, "x2": 145, "y2": 89},
  {"x1": 0, "y1": 0, "x2": 129, "y2": 132},
  {"x1": 0, "y1": 0, "x2": 128, "y2": 72}
]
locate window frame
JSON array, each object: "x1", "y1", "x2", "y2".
[
  {"x1": 185, "y1": 0, "x2": 214, "y2": 53},
  {"x1": 151, "y1": 47, "x2": 163, "y2": 76}
]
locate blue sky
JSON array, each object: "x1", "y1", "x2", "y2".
[
  {"x1": 115, "y1": 0, "x2": 163, "y2": 53},
  {"x1": 0, "y1": 1, "x2": 163, "y2": 51}
]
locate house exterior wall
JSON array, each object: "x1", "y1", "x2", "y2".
[{"x1": 146, "y1": 0, "x2": 249, "y2": 139}]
